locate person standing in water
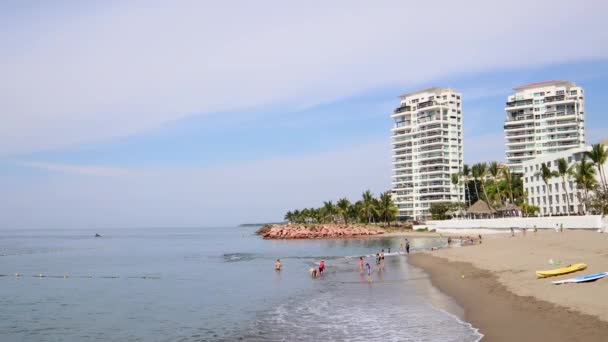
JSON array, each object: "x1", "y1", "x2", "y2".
[
  {"x1": 318, "y1": 260, "x2": 325, "y2": 275},
  {"x1": 405, "y1": 240, "x2": 410, "y2": 254},
  {"x1": 359, "y1": 257, "x2": 364, "y2": 272},
  {"x1": 275, "y1": 259, "x2": 281, "y2": 271},
  {"x1": 365, "y1": 263, "x2": 372, "y2": 282},
  {"x1": 380, "y1": 249, "x2": 385, "y2": 269}
]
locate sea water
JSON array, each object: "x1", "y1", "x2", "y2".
[{"x1": 0, "y1": 227, "x2": 481, "y2": 341}]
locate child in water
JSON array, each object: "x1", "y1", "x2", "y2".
[
  {"x1": 359, "y1": 257, "x2": 364, "y2": 272},
  {"x1": 365, "y1": 263, "x2": 371, "y2": 282},
  {"x1": 275, "y1": 259, "x2": 281, "y2": 271},
  {"x1": 318, "y1": 260, "x2": 325, "y2": 275}
]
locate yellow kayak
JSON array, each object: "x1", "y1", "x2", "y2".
[{"x1": 536, "y1": 263, "x2": 587, "y2": 278}]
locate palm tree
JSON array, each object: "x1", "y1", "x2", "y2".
[
  {"x1": 284, "y1": 210, "x2": 294, "y2": 223},
  {"x1": 451, "y1": 173, "x2": 460, "y2": 201},
  {"x1": 556, "y1": 158, "x2": 574, "y2": 215},
  {"x1": 475, "y1": 162, "x2": 490, "y2": 206},
  {"x1": 586, "y1": 144, "x2": 608, "y2": 191},
  {"x1": 536, "y1": 163, "x2": 557, "y2": 214},
  {"x1": 322, "y1": 201, "x2": 336, "y2": 223},
  {"x1": 575, "y1": 156, "x2": 597, "y2": 214},
  {"x1": 360, "y1": 190, "x2": 377, "y2": 224},
  {"x1": 471, "y1": 164, "x2": 480, "y2": 201},
  {"x1": 336, "y1": 198, "x2": 351, "y2": 225},
  {"x1": 502, "y1": 167, "x2": 514, "y2": 204},
  {"x1": 489, "y1": 161, "x2": 499, "y2": 185},
  {"x1": 377, "y1": 191, "x2": 398, "y2": 226},
  {"x1": 462, "y1": 164, "x2": 471, "y2": 207},
  {"x1": 292, "y1": 209, "x2": 302, "y2": 223}
]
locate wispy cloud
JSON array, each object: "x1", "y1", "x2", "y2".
[
  {"x1": 2, "y1": 141, "x2": 390, "y2": 228},
  {"x1": 15, "y1": 161, "x2": 129, "y2": 177},
  {"x1": 1, "y1": 0, "x2": 607, "y2": 155}
]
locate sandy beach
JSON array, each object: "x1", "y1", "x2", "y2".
[{"x1": 409, "y1": 230, "x2": 608, "y2": 341}]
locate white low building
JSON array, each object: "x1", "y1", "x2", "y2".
[{"x1": 522, "y1": 146, "x2": 599, "y2": 216}]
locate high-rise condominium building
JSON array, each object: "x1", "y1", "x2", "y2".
[
  {"x1": 391, "y1": 87, "x2": 464, "y2": 220},
  {"x1": 504, "y1": 81, "x2": 586, "y2": 173}
]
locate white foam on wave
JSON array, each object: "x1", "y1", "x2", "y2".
[{"x1": 244, "y1": 286, "x2": 482, "y2": 341}]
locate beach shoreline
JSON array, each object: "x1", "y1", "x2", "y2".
[{"x1": 408, "y1": 230, "x2": 608, "y2": 341}]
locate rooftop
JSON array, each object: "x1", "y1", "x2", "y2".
[
  {"x1": 513, "y1": 80, "x2": 575, "y2": 91},
  {"x1": 399, "y1": 87, "x2": 457, "y2": 99}
]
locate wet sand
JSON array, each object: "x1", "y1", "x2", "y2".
[{"x1": 409, "y1": 230, "x2": 608, "y2": 341}]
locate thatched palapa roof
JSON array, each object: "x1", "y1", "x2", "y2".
[
  {"x1": 496, "y1": 203, "x2": 522, "y2": 211},
  {"x1": 467, "y1": 200, "x2": 496, "y2": 214}
]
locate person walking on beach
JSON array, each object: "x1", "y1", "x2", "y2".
[
  {"x1": 365, "y1": 263, "x2": 371, "y2": 282},
  {"x1": 275, "y1": 259, "x2": 281, "y2": 271},
  {"x1": 318, "y1": 260, "x2": 325, "y2": 275},
  {"x1": 560, "y1": 223, "x2": 564, "y2": 232},
  {"x1": 405, "y1": 241, "x2": 410, "y2": 254},
  {"x1": 534, "y1": 225, "x2": 538, "y2": 234},
  {"x1": 359, "y1": 257, "x2": 364, "y2": 272}
]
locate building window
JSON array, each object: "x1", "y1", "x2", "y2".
[{"x1": 570, "y1": 90, "x2": 577, "y2": 95}]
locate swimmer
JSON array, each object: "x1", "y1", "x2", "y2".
[{"x1": 275, "y1": 259, "x2": 281, "y2": 271}]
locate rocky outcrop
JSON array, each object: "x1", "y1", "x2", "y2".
[{"x1": 257, "y1": 224, "x2": 385, "y2": 239}]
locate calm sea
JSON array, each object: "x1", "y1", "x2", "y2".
[{"x1": 0, "y1": 227, "x2": 481, "y2": 341}]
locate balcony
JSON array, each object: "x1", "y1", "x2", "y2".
[
  {"x1": 506, "y1": 99, "x2": 533, "y2": 108},
  {"x1": 393, "y1": 105, "x2": 412, "y2": 114}
]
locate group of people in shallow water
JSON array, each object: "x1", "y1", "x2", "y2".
[
  {"x1": 275, "y1": 258, "x2": 326, "y2": 278},
  {"x1": 274, "y1": 238, "x2": 416, "y2": 282}
]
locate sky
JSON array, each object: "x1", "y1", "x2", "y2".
[{"x1": 2, "y1": 0, "x2": 608, "y2": 229}]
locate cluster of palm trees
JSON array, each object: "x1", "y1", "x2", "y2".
[
  {"x1": 284, "y1": 190, "x2": 399, "y2": 226},
  {"x1": 453, "y1": 161, "x2": 523, "y2": 208},
  {"x1": 535, "y1": 144, "x2": 608, "y2": 214}
]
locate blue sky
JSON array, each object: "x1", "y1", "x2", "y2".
[{"x1": 2, "y1": 1, "x2": 608, "y2": 228}]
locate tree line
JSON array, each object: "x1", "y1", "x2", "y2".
[
  {"x1": 533, "y1": 143, "x2": 608, "y2": 214},
  {"x1": 284, "y1": 190, "x2": 399, "y2": 226},
  {"x1": 452, "y1": 143, "x2": 608, "y2": 215}
]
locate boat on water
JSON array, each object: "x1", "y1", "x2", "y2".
[
  {"x1": 536, "y1": 263, "x2": 587, "y2": 278},
  {"x1": 552, "y1": 272, "x2": 608, "y2": 285}
]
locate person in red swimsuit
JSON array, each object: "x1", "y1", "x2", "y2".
[{"x1": 318, "y1": 260, "x2": 325, "y2": 275}]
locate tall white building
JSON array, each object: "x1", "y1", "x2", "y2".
[
  {"x1": 504, "y1": 81, "x2": 586, "y2": 173},
  {"x1": 522, "y1": 146, "x2": 599, "y2": 216},
  {"x1": 391, "y1": 87, "x2": 464, "y2": 220}
]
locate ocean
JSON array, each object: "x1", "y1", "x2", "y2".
[{"x1": 0, "y1": 226, "x2": 482, "y2": 341}]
